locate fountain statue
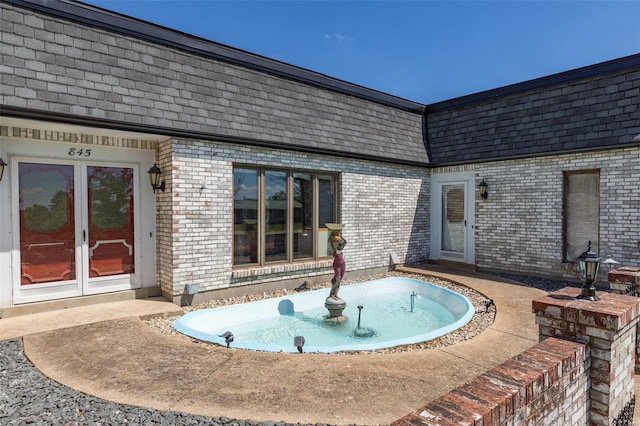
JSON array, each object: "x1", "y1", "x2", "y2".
[{"x1": 324, "y1": 223, "x2": 347, "y2": 322}]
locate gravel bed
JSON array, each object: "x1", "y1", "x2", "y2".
[
  {"x1": 0, "y1": 338, "x2": 265, "y2": 426},
  {"x1": 0, "y1": 271, "x2": 564, "y2": 425}
]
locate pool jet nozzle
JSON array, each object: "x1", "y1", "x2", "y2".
[
  {"x1": 220, "y1": 331, "x2": 234, "y2": 348},
  {"x1": 410, "y1": 291, "x2": 417, "y2": 312},
  {"x1": 353, "y1": 305, "x2": 375, "y2": 338}
]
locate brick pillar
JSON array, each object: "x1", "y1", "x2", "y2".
[{"x1": 533, "y1": 287, "x2": 640, "y2": 425}]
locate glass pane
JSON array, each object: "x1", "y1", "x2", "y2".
[
  {"x1": 265, "y1": 170, "x2": 288, "y2": 262},
  {"x1": 234, "y1": 168, "x2": 259, "y2": 265},
  {"x1": 565, "y1": 173, "x2": 599, "y2": 260},
  {"x1": 441, "y1": 184, "x2": 465, "y2": 253},
  {"x1": 88, "y1": 166, "x2": 135, "y2": 277},
  {"x1": 19, "y1": 163, "x2": 76, "y2": 285},
  {"x1": 293, "y1": 172, "x2": 313, "y2": 259},
  {"x1": 318, "y1": 175, "x2": 337, "y2": 257}
]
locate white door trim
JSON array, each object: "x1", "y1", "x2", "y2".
[
  {"x1": 430, "y1": 172, "x2": 476, "y2": 264},
  {"x1": 3, "y1": 139, "x2": 156, "y2": 305}
]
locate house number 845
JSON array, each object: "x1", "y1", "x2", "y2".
[{"x1": 68, "y1": 148, "x2": 92, "y2": 157}]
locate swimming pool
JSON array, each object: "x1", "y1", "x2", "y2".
[{"x1": 173, "y1": 276, "x2": 475, "y2": 353}]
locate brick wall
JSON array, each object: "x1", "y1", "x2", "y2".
[
  {"x1": 432, "y1": 146, "x2": 640, "y2": 280},
  {"x1": 158, "y1": 137, "x2": 429, "y2": 300},
  {"x1": 0, "y1": 123, "x2": 427, "y2": 302},
  {"x1": 533, "y1": 288, "x2": 640, "y2": 424},
  {"x1": 395, "y1": 289, "x2": 640, "y2": 425},
  {"x1": 477, "y1": 147, "x2": 640, "y2": 279},
  {"x1": 0, "y1": 124, "x2": 159, "y2": 150},
  {"x1": 394, "y1": 337, "x2": 590, "y2": 425}
]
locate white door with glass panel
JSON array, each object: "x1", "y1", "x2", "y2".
[
  {"x1": 430, "y1": 173, "x2": 476, "y2": 264},
  {"x1": 12, "y1": 158, "x2": 140, "y2": 303}
]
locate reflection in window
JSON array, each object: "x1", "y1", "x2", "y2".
[
  {"x1": 233, "y1": 168, "x2": 338, "y2": 266},
  {"x1": 265, "y1": 170, "x2": 288, "y2": 262},
  {"x1": 89, "y1": 166, "x2": 133, "y2": 230},
  {"x1": 233, "y1": 168, "x2": 259, "y2": 265},
  {"x1": 88, "y1": 166, "x2": 135, "y2": 277},
  {"x1": 441, "y1": 185, "x2": 465, "y2": 253},
  {"x1": 19, "y1": 163, "x2": 76, "y2": 284},
  {"x1": 294, "y1": 173, "x2": 313, "y2": 260},
  {"x1": 318, "y1": 175, "x2": 338, "y2": 257}
]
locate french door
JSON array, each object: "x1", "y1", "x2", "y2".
[{"x1": 14, "y1": 159, "x2": 140, "y2": 303}]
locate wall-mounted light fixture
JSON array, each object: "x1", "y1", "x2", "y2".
[
  {"x1": 147, "y1": 163, "x2": 165, "y2": 193},
  {"x1": 0, "y1": 157, "x2": 7, "y2": 182},
  {"x1": 479, "y1": 179, "x2": 488, "y2": 199},
  {"x1": 576, "y1": 240, "x2": 602, "y2": 301}
]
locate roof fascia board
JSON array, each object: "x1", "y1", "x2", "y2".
[
  {"x1": 0, "y1": 105, "x2": 431, "y2": 168},
  {"x1": 427, "y1": 54, "x2": 640, "y2": 112},
  {"x1": 4, "y1": 0, "x2": 425, "y2": 113}
]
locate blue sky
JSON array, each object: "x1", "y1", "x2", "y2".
[{"x1": 83, "y1": 1, "x2": 639, "y2": 104}]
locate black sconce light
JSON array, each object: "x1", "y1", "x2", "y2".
[
  {"x1": 576, "y1": 240, "x2": 602, "y2": 301},
  {"x1": 147, "y1": 163, "x2": 165, "y2": 193},
  {"x1": 479, "y1": 179, "x2": 488, "y2": 199},
  {"x1": 0, "y1": 157, "x2": 6, "y2": 181}
]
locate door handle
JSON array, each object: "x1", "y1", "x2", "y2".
[
  {"x1": 83, "y1": 230, "x2": 86, "y2": 242},
  {"x1": 464, "y1": 220, "x2": 467, "y2": 227}
]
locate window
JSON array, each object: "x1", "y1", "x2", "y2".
[
  {"x1": 564, "y1": 170, "x2": 600, "y2": 262},
  {"x1": 233, "y1": 167, "x2": 338, "y2": 266}
]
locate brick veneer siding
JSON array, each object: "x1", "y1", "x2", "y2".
[
  {"x1": 394, "y1": 337, "x2": 590, "y2": 425},
  {"x1": 533, "y1": 288, "x2": 640, "y2": 425},
  {"x1": 395, "y1": 289, "x2": 640, "y2": 425},
  {"x1": 157, "y1": 138, "x2": 429, "y2": 301},
  {"x1": 0, "y1": 2, "x2": 427, "y2": 165},
  {"x1": 0, "y1": 124, "x2": 426, "y2": 302},
  {"x1": 479, "y1": 147, "x2": 640, "y2": 279},
  {"x1": 427, "y1": 60, "x2": 640, "y2": 165},
  {"x1": 0, "y1": 124, "x2": 159, "y2": 150},
  {"x1": 432, "y1": 146, "x2": 640, "y2": 279}
]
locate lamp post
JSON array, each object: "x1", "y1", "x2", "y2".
[{"x1": 576, "y1": 240, "x2": 602, "y2": 301}]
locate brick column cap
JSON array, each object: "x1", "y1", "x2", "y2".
[{"x1": 532, "y1": 287, "x2": 640, "y2": 331}]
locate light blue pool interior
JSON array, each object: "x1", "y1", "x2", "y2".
[{"x1": 173, "y1": 277, "x2": 475, "y2": 353}]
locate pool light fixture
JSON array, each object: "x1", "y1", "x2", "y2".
[
  {"x1": 479, "y1": 179, "x2": 488, "y2": 199},
  {"x1": 294, "y1": 335, "x2": 305, "y2": 353},
  {"x1": 147, "y1": 163, "x2": 165, "y2": 193},
  {"x1": 576, "y1": 241, "x2": 602, "y2": 301},
  {"x1": 220, "y1": 331, "x2": 234, "y2": 348}
]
